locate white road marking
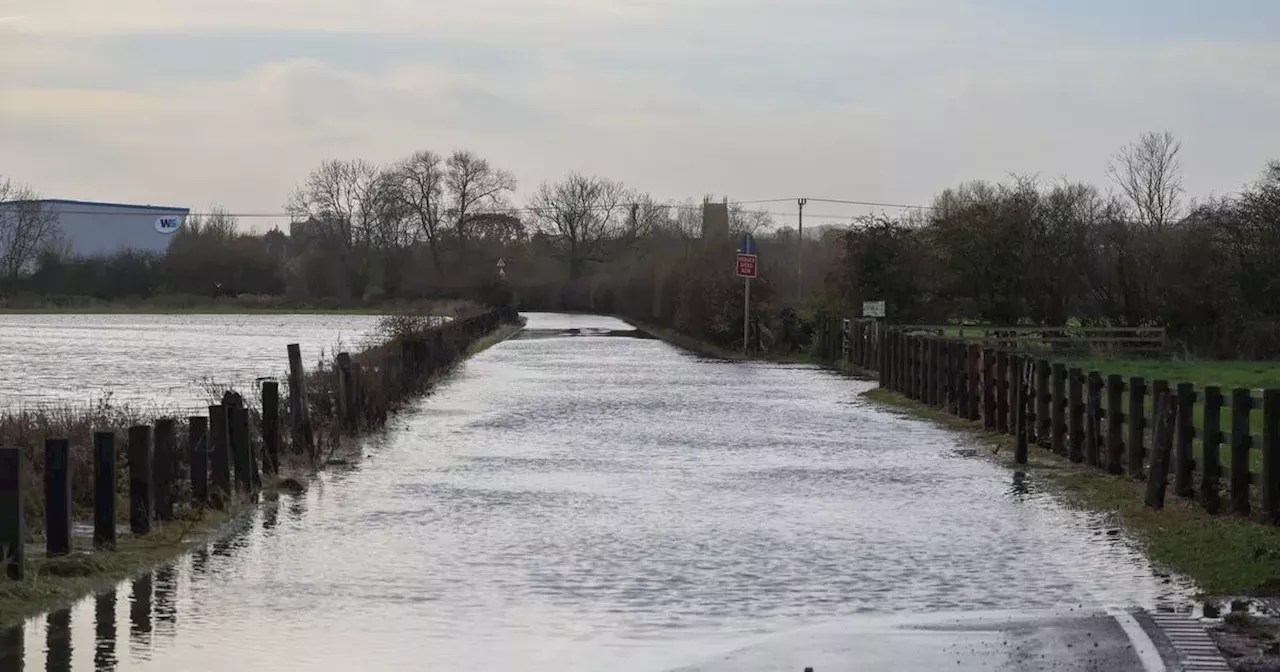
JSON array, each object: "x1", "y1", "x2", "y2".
[{"x1": 1107, "y1": 607, "x2": 1168, "y2": 672}]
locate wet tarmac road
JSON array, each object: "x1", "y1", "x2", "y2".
[{"x1": 1, "y1": 313, "x2": 1214, "y2": 670}]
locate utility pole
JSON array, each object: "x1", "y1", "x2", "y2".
[{"x1": 796, "y1": 198, "x2": 808, "y2": 301}]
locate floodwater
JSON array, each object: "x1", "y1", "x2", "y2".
[
  {"x1": 1, "y1": 313, "x2": 1194, "y2": 671},
  {"x1": 0, "y1": 314, "x2": 381, "y2": 412}
]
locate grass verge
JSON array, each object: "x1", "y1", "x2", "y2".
[
  {"x1": 863, "y1": 387, "x2": 1280, "y2": 598},
  {"x1": 466, "y1": 317, "x2": 528, "y2": 356},
  {"x1": 622, "y1": 318, "x2": 820, "y2": 366},
  {"x1": 0, "y1": 502, "x2": 250, "y2": 626}
]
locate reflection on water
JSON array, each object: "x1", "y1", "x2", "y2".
[
  {"x1": 94, "y1": 591, "x2": 115, "y2": 671},
  {"x1": 4, "y1": 314, "x2": 1199, "y2": 671},
  {"x1": 46, "y1": 608, "x2": 72, "y2": 672}
]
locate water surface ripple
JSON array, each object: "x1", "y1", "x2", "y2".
[{"x1": 3, "y1": 313, "x2": 1191, "y2": 670}]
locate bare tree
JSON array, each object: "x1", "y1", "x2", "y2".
[
  {"x1": 445, "y1": 150, "x2": 516, "y2": 249},
  {"x1": 395, "y1": 150, "x2": 448, "y2": 273},
  {"x1": 729, "y1": 203, "x2": 775, "y2": 237},
  {"x1": 1107, "y1": 131, "x2": 1184, "y2": 229},
  {"x1": 285, "y1": 159, "x2": 382, "y2": 297},
  {"x1": 367, "y1": 170, "x2": 419, "y2": 295},
  {"x1": 180, "y1": 206, "x2": 240, "y2": 241},
  {"x1": 0, "y1": 176, "x2": 58, "y2": 282},
  {"x1": 527, "y1": 173, "x2": 631, "y2": 280}
]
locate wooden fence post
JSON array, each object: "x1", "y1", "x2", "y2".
[
  {"x1": 45, "y1": 438, "x2": 72, "y2": 557},
  {"x1": 930, "y1": 339, "x2": 941, "y2": 406},
  {"x1": 982, "y1": 349, "x2": 996, "y2": 430},
  {"x1": 0, "y1": 446, "x2": 23, "y2": 579},
  {"x1": 1263, "y1": 389, "x2": 1280, "y2": 524},
  {"x1": 351, "y1": 362, "x2": 365, "y2": 427},
  {"x1": 912, "y1": 336, "x2": 922, "y2": 401},
  {"x1": 1230, "y1": 388, "x2": 1252, "y2": 516},
  {"x1": 1051, "y1": 363, "x2": 1067, "y2": 455},
  {"x1": 335, "y1": 352, "x2": 354, "y2": 432},
  {"x1": 262, "y1": 381, "x2": 280, "y2": 478},
  {"x1": 189, "y1": 416, "x2": 208, "y2": 506},
  {"x1": 1145, "y1": 390, "x2": 1176, "y2": 510},
  {"x1": 1126, "y1": 377, "x2": 1147, "y2": 478},
  {"x1": 1085, "y1": 372, "x2": 1102, "y2": 467},
  {"x1": 231, "y1": 407, "x2": 253, "y2": 494},
  {"x1": 287, "y1": 343, "x2": 316, "y2": 461},
  {"x1": 1174, "y1": 383, "x2": 1197, "y2": 499},
  {"x1": 1014, "y1": 357, "x2": 1028, "y2": 464},
  {"x1": 154, "y1": 419, "x2": 176, "y2": 523},
  {"x1": 127, "y1": 425, "x2": 152, "y2": 536},
  {"x1": 209, "y1": 405, "x2": 230, "y2": 509},
  {"x1": 967, "y1": 345, "x2": 981, "y2": 422},
  {"x1": 1106, "y1": 375, "x2": 1124, "y2": 475},
  {"x1": 877, "y1": 327, "x2": 889, "y2": 388},
  {"x1": 947, "y1": 342, "x2": 959, "y2": 414},
  {"x1": 995, "y1": 351, "x2": 1009, "y2": 433},
  {"x1": 1068, "y1": 368, "x2": 1084, "y2": 463},
  {"x1": 94, "y1": 432, "x2": 116, "y2": 549},
  {"x1": 1036, "y1": 360, "x2": 1051, "y2": 445},
  {"x1": 1200, "y1": 386, "x2": 1223, "y2": 515}
]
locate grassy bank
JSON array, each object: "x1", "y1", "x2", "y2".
[
  {"x1": 0, "y1": 503, "x2": 248, "y2": 626},
  {"x1": 622, "y1": 318, "x2": 818, "y2": 365},
  {"x1": 0, "y1": 306, "x2": 522, "y2": 626},
  {"x1": 864, "y1": 388, "x2": 1280, "y2": 598}
]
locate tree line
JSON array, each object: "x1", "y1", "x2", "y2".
[
  {"x1": 825, "y1": 133, "x2": 1280, "y2": 358},
  {"x1": 3, "y1": 132, "x2": 1279, "y2": 358}
]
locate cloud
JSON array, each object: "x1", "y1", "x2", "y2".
[{"x1": 0, "y1": 0, "x2": 1277, "y2": 231}]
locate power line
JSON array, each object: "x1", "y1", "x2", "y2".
[{"x1": 806, "y1": 197, "x2": 936, "y2": 210}]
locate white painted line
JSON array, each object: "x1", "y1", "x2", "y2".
[{"x1": 1108, "y1": 607, "x2": 1168, "y2": 672}]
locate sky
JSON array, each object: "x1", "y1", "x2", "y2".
[{"x1": 1, "y1": 0, "x2": 1278, "y2": 230}]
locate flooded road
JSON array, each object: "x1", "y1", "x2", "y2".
[{"x1": 4, "y1": 313, "x2": 1195, "y2": 670}]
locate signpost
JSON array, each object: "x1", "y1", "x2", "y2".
[
  {"x1": 737, "y1": 235, "x2": 759, "y2": 354},
  {"x1": 496, "y1": 258, "x2": 507, "y2": 279},
  {"x1": 863, "y1": 300, "x2": 886, "y2": 318}
]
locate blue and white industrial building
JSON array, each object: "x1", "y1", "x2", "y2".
[{"x1": 0, "y1": 198, "x2": 190, "y2": 258}]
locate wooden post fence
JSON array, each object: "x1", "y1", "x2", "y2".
[
  {"x1": 154, "y1": 418, "x2": 176, "y2": 523},
  {"x1": 0, "y1": 446, "x2": 23, "y2": 580},
  {"x1": 128, "y1": 425, "x2": 152, "y2": 536},
  {"x1": 1068, "y1": 368, "x2": 1084, "y2": 463},
  {"x1": 94, "y1": 432, "x2": 116, "y2": 550},
  {"x1": 1230, "y1": 387, "x2": 1252, "y2": 516},
  {"x1": 1126, "y1": 377, "x2": 1146, "y2": 478},
  {"x1": 45, "y1": 438, "x2": 72, "y2": 557},
  {"x1": 1200, "y1": 386, "x2": 1223, "y2": 515},
  {"x1": 189, "y1": 416, "x2": 208, "y2": 506}
]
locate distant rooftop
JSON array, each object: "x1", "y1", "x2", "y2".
[{"x1": 0, "y1": 198, "x2": 190, "y2": 214}]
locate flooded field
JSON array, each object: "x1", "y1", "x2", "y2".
[
  {"x1": 1, "y1": 313, "x2": 1193, "y2": 670},
  {"x1": 0, "y1": 314, "x2": 381, "y2": 413}
]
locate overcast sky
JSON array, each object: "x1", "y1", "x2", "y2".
[{"x1": 2, "y1": 0, "x2": 1278, "y2": 230}]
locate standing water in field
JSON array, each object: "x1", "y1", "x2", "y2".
[
  {"x1": 0, "y1": 314, "x2": 381, "y2": 412},
  {"x1": 2, "y1": 313, "x2": 1192, "y2": 671}
]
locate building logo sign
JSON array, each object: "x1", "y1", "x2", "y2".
[{"x1": 155, "y1": 215, "x2": 183, "y2": 234}]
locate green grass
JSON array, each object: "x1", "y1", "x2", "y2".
[
  {"x1": 1051, "y1": 358, "x2": 1280, "y2": 476},
  {"x1": 865, "y1": 388, "x2": 1280, "y2": 597},
  {"x1": 1064, "y1": 358, "x2": 1280, "y2": 391}
]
